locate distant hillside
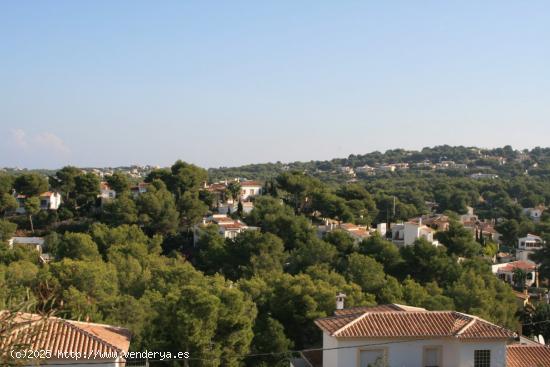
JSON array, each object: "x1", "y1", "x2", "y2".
[{"x1": 207, "y1": 145, "x2": 550, "y2": 182}]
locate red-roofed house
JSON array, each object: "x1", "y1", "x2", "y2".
[
  {"x1": 315, "y1": 303, "x2": 518, "y2": 367},
  {"x1": 99, "y1": 181, "x2": 116, "y2": 201},
  {"x1": 1, "y1": 312, "x2": 131, "y2": 367},
  {"x1": 39, "y1": 192, "x2": 62, "y2": 210},
  {"x1": 239, "y1": 181, "x2": 263, "y2": 200},
  {"x1": 492, "y1": 260, "x2": 538, "y2": 288},
  {"x1": 193, "y1": 214, "x2": 257, "y2": 245}
]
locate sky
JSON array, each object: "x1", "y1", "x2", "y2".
[{"x1": 1, "y1": 0, "x2": 549, "y2": 169}]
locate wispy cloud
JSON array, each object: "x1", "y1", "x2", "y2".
[{"x1": 10, "y1": 129, "x2": 70, "y2": 156}]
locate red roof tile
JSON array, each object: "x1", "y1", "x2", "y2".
[
  {"x1": 497, "y1": 261, "x2": 536, "y2": 273},
  {"x1": 315, "y1": 306, "x2": 515, "y2": 340},
  {"x1": 240, "y1": 181, "x2": 262, "y2": 187},
  {"x1": 1, "y1": 312, "x2": 131, "y2": 358},
  {"x1": 507, "y1": 345, "x2": 550, "y2": 367}
]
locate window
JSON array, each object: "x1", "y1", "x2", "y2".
[
  {"x1": 474, "y1": 350, "x2": 491, "y2": 367},
  {"x1": 359, "y1": 349, "x2": 386, "y2": 367},
  {"x1": 423, "y1": 346, "x2": 442, "y2": 367}
]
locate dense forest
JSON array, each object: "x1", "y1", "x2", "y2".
[{"x1": 3, "y1": 145, "x2": 550, "y2": 366}]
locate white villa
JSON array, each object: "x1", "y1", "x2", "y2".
[
  {"x1": 194, "y1": 214, "x2": 257, "y2": 245},
  {"x1": 390, "y1": 221, "x2": 439, "y2": 247},
  {"x1": 15, "y1": 192, "x2": 62, "y2": 214},
  {"x1": 492, "y1": 260, "x2": 538, "y2": 288},
  {"x1": 313, "y1": 302, "x2": 549, "y2": 367},
  {"x1": 39, "y1": 192, "x2": 62, "y2": 210},
  {"x1": 240, "y1": 180, "x2": 263, "y2": 200},
  {"x1": 99, "y1": 181, "x2": 116, "y2": 200},
  {"x1": 516, "y1": 234, "x2": 544, "y2": 261}
]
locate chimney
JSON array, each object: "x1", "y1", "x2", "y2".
[{"x1": 336, "y1": 292, "x2": 347, "y2": 310}]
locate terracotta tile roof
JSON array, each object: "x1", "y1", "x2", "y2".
[
  {"x1": 207, "y1": 183, "x2": 227, "y2": 192},
  {"x1": 206, "y1": 215, "x2": 247, "y2": 230},
  {"x1": 212, "y1": 215, "x2": 235, "y2": 224},
  {"x1": 315, "y1": 306, "x2": 515, "y2": 340},
  {"x1": 220, "y1": 222, "x2": 245, "y2": 230},
  {"x1": 240, "y1": 181, "x2": 262, "y2": 187},
  {"x1": 39, "y1": 192, "x2": 55, "y2": 197},
  {"x1": 1, "y1": 312, "x2": 131, "y2": 358},
  {"x1": 338, "y1": 223, "x2": 370, "y2": 238},
  {"x1": 507, "y1": 345, "x2": 550, "y2": 367},
  {"x1": 497, "y1": 260, "x2": 536, "y2": 273}
]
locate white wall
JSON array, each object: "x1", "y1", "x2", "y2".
[
  {"x1": 323, "y1": 336, "x2": 507, "y2": 367},
  {"x1": 404, "y1": 223, "x2": 420, "y2": 246},
  {"x1": 458, "y1": 341, "x2": 507, "y2": 367},
  {"x1": 323, "y1": 332, "x2": 339, "y2": 367},
  {"x1": 240, "y1": 186, "x2": 262, "y2": 200}
]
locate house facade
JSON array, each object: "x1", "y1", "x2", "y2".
[
  {"x1": 99, "y1": 181, "x2": 117, "y2": 200},
  {"x1": 15, "y1": 192, "x2": 61, "y2": 213},
  {"x1": 240, "y1": 181, "x2": 263, "y2": 200},
  {"x1": 39, "y1": 192, "x2": 62, "y2": 210},
  {"x1": 315, "y1": 304, "x2": 517, "y2": 367},
  {"x1": 194, "y1": 215, "x2": 256, "y2": 245},
  {"x1": 516, "y1": 234, "x2": 544, "y2": 261},
  {"x1": 492, "y1": 260, "x2": 538, "y2": 288},
  {"x1": 390, "y1": 222, "x2": 439, "y2": 247}
]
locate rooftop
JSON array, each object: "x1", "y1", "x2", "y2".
[
  {"x1": 240, "y1": 180, "x2": 262, "y2": 187},
  {"x1": 507, "y1": 344, "x2": 550, "y2": 367},
  {"x1": 315, "y1": 304, "x2": 515, "y2": 340},
  {"x1": 1, "y1": 312, "x2": 131, "y2": 358},
  {"x1": 496, "y1": 260, "x2": 537, "y2": 273}
]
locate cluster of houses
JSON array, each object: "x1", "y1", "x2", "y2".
[
  {"x1": 202, "y1": 179, "x2": 263, "y2": 212},
  {"x1": 316, "y1": 204, "x2": 548, "y2": 303},
  {"x1": 351, "y1": 161, "x2": 471, "y2": 176},
  {"x1": 82, "y1": 164, "x2": 160, "y2": 179},
  {"x1": 338, "y1": 160, "x2": 503, "y2": 178},
  {"x1": 193, "y1": 180, "x2": 263, "y2": 243}
]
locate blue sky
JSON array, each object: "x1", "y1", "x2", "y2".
[{"x1": 1, "y1": 0, "x2": 549, "y2": 169}]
